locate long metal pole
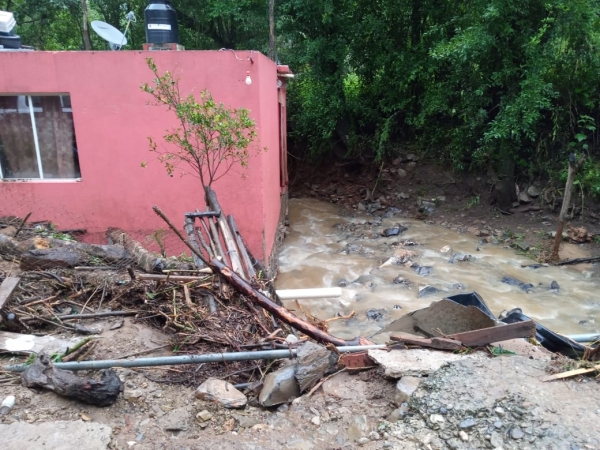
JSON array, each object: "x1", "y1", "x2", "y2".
[
  {"x1": 5, "y1": 345, "x2": 387, "y2": 372},
  {"x1": 565, "y1": 333, "x2": 600, "y2": 343}
]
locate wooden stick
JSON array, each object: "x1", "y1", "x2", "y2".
[
  {"x1": 448, "y1": 320, "x2": 535, "y2": 347},
  {"x1": 388, "y1": 335, "x2": 463, "y2": 351},
  {"x1": 551, "y1": 154, "x2": 585, "y2": 262},
  {"x1": 0, "y1": 277, "x2": 20, "y2": 313},
  {"x1": 184, "y1": 216, "x2": 206, "y2": 268},
  {"x1": 14, "y1": 212, "x2": 32, "y2": 237},
  {"x1": 183, "y1": 284, "x2": 194, "y2": 308},
  {"x1": 227, "y1": 215, "x2": 256, "y2": 278},
  {"x1": 199, "y1": 218, "x2": 218, "y2": 258},
  {"x1": 206, "y1": 192, "x2": 245, "y2": 276},
  {"x1": 21, "y1": 310, "x2": 137, "y2": 322},
  {"x1": 542, "y1": 363, "x2": 600, "y2": 382},
  {"x1": 208, "y1": 217, "x2": 229, "y2": 265}
]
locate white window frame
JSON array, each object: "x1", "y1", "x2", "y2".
[{"x1": 0, "y1": 93, "x2": 81, "y2": 181}]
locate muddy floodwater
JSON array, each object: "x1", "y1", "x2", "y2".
[{"x1": 276, "y1": 198, "x2": 600, "y2": 342}]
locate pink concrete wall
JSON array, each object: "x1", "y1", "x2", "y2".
[{"x1": 0, "y1": 50, "x2": 282, "y2": 263}]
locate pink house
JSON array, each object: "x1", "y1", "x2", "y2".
[{"x1": 0, "y1": 50, "x2": 290, "y2": 269}]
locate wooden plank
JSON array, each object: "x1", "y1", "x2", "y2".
[
  {"x1": 0, "y1": 277, "x2": 20, "y2": 312},
  {"x1": 227, "y1": 215, "x2": 257, "y2": 278},
  {"x1": 0, "y1": 330, "x2": 82, "y2": 354},
  {"x1": 390, "y1": 334, "x2": 463, "y2": 351},
  {"x1": 542, "y1": 364, "x2": 600, "y2": 382},
  {"x1": 447, "y1": 320, "x2": 536, "y2": 347}
]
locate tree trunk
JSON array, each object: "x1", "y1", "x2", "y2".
[
  {"x1": 269, "y1": 0, "x2": 276, "y2": 60},
  {"x1": 551, "y1": 154, "x2": 585, "y2": 262},
  {"x1": 81, "y1": 0, "x2": 92, "y2": 50}
]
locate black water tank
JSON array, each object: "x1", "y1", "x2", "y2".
[{"x1": 145, "y1": 0, "x2": 179, "y2": 44}]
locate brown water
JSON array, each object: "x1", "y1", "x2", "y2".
[{"x1": 276, "y1": 198, "x2": 600, "y2": 342}]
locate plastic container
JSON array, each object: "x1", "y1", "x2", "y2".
[
  {"x1": 0, "y1": 33, "x2": 21, "y2": 49},
  {"x1": 0, "y1": 395, "x2": 15, "y2": 416},
  {"x1": 144, "y1": 1, "x2": 179, "y2": 44},
  {"x1": 0, "y1": 10, "x2": 16, "y2": 34}
]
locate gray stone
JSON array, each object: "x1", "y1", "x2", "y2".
[
  {"x1": 494, "y1": 420, "x2": 503, "y2": 429},
  {"x1": 348, "y1": 415, "x2": 368, "y2": 441},
  {"x1": 494, "y1": 407, "x2": 506, "y2": 416},
  {"x1": 459, "y1": 418, "x2": 477, "y2": 429},
  {"x1": 397, "y1": 168, "x2": 407, "y2": 177},
  {"x1": 399, "y1": 192, "x2": 410, "y2": 199},
  {"x1": 195, "y1": 378, "x2": 247, "y2": 409},
  {"x1": 259, "y1": 364, "x2": 300, "y2": 406},
  {"x1": 295, "y1": 341, "x2": 336, "y2": 391},
  {"x1": 490, "y1": 431, "x2": 503, "y2": 448},
  {"x1": 0, "y1": 420, "x2": 112, "y2": 450},
  {"x1": 518, "y1": 191, "x2": 532, "y2": 203},
  {"x1": 459, "y1": 431, "x2": 469, "y2": 441},
  {"x1": 430, "y1": 414, "x2": 445, "y2": 424},
  {"x1": 511, "y1": 428, "x2": 525, "y2": 440},
  {"x1": 233, "y1": 413, "x2": 263, "y2": 428},
  {"x1": 368, "y1": 431, "x2": 381, "y2": 440},
  {"x1": 196, "y1": 410, "x2": 213, "y2": 422},
  {"x1": 527, "y1": 186, "x2": 541, "y2": 197},
  {"x1": 357, "y1": 437, "x2": 370, "y2": 446},
  {"x1": 387, "y1": 404, "x2": 409, "y2": 422},
  {"x1": 357, "y1": 203, "x2": 366, "y2": 211},
  {"x1": 160, "y1": 406, "x2": 191, "y2": 431},
  {"x1": 395, "y1": 376, "x2": 422, "y2": 405}
]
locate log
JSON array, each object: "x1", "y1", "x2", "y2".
[
  {"x1": 0, "y1": 277, "x2": 20, "y2": 312},
  {"x1": 20, "y1": 247, "x2": 85, "y2": 270},
  {"x1": 551, "y1": 154, "x2": 585, "y2": 262},
  {"x1": 106, "y1": 227, "x2": 191, "y2": 273},
  {"x1": 184, "y1": 216, "x2": 206, "y2": 268},
  {"x1": 449, "y1": 320, "x2": 535, "y2": 347},
  {"x1": 389, "y1": 335, "x2": 463, "y2": 351},
  {"x1": 0, "y1": 234, "x2": 20, "y2": 258},
  {"x1": 227, "y1": 215, "x2": 257, "y2": 278},
  {"x1": 556, "y1": 256, "x2": 600, "y2": 266},
  {"x1": 227, "y1": 215, "x2": 266, "y2": 275},
  {"x1": 206, "y1": 191, "x2": 244, "y2": 276},
  {"x1": 210, "y1": 258, "x2": 361, "y2": 346},
  {"x1": 21, "y1": 354, "x2": 123, "y2": 406}
]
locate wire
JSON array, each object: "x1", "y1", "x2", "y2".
[{"x1": 219, "y1": 48, "x2": 254, "y2": 63}]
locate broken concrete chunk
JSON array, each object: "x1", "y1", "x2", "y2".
[
  {"x1": 259, "y1": 364, "x2": 300, "y2": 407},
  {"x1": 195, "y1": 378, "x2": 247, "y2": 409},
  {"x1": 368, "y1": 348, "x2": 481, "y2": 378},
  {"x1": 394, "y1": 376, "x2": 422, "y2": 405},
  {"x1": 160, "y1": 406, "x2": 191, "y2": 431},
  {"x1": 295, "y1": 341, "x2": 336, "y2": 392}
]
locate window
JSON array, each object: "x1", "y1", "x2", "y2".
[{"x1": 0, "y1": 94, "x2": 81, "y2": 180}]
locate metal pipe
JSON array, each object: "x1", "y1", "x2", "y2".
[
  {"x1": 4, "y1": 345, "x2": 386, "y2": 372},
  {"x1": 565, "y1": 333, "x2": 600, "y2": 343}
]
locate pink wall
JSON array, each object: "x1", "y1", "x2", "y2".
[{"x1": 0, "y1": 50, "x2": 283, "y2": 263}]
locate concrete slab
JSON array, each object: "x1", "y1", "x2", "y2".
[
  {"x1": 0, "y1": 420, "x2": 111, "y2": 450},
  {"x1": 368, "y1": 348, "x2": 482, "y2": 378}
]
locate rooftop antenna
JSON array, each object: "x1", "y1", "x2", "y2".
[{"x1": 91, "y1": 11, "x2": 136, "y2": 50}]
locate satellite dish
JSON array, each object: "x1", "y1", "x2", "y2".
[{"x1": 91, "y1": 20, "x2": 127, "y2": 50}]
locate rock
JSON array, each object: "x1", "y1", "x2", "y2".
[
  {"x1": 397, "y1": 168, "x2": 407, "y2": 177},
  {"x1": 357, "y1": 203, "x2": 366, "y2": 211},
  {"x1": 383, "y1": 226, "x2": 406, "y2": 237},
  {"x1": 233, "y1": 413, "x2": 262, "y2": 428},
  {"x1": 195, "y1": 378, "x2": 247, "y2": 409},
  {"x1": 518, "y1": 192, "x2": 532, "y2": 203},
  {"x1": 418, "y1": 285, "x2": 440, "y2": 297},
  {"x1": 368, "y1": 349, "x2": 481, "y2": 378},
  {"x1": 295, "y1": 341, "x2": 336, "y2": 392},
  {"x1": 383, "y1": 207, "x2": 402, "y2": 218},
  {"x1": 527, "y1": 186, "x2": 541, "y2": 197},
  {"x1": 196, "y1": 410, "x2": 213, "y2": 422},
  {"x1": 348, "y1": 415, "x2": 369, "y2": 441},
  {"x1": 259, "y1": 365, "x2": 300, "y2": 407},
  {"x1": 406, "y1": 153, "x2": 417, "y2": 161},
  {"x1": 0, "y1": 420, "x2": 112, "y2": 450},
  {"x1": 419, "y1": 200, "x2": 436, "y2": 214},
  {"x1": 430, "y1": 414, "x2": 445, "y2": 424},
  {"x1": 160, "y1": 406, "x2": 191, "y2": 431},
  {"x1": 366, "y1": 308, "x2": 385, "y2": 320},
  {"x1": 511, "y1": 427, "x2": 525, "y2": 440},
  {"x1": 357, "y1": 437, "x2": 370, "y2": 446},
  {"x1": 369, "y1": 431, "x2": 381, "y2": 440},
  {"x1": 395, "y1": 376, "x2": 422, "y2": 405},
  {"x1": 286, "y1": 334, "x2": 299, "y2": 344},
  {"x1": 449, "y1": 252, "x2": 471, "y2": 263},
  {"x1": 459, "y1": 431, "x2": 469, "y2": 441},
  {"x1": 459, "y1": 418, "x2": 477, "y2": 429},
  {"x1": 501, "y1": 276, "x2": 534, "y2": 292},
  {"x1": 123, "y1": 389, "x2": 144, "y2": 401},
  {"x1": 311, "y1": 416, "x2": 321, "y2": 425},
  {"x1": 440, "y1": 245, "x2": 452, "y2": 253},
  {"x1": 490, "y1": 431, "x2": 503, "y2": 448},
  {"x1": 494, "y1": 407, "x2": 505, "y2": 416},
  {"x1": 548, "y1": 280, "x2": 560, "y2": 293},
  {"x1": 399, "y1": 192, "x2": 410, "y2": 199},
  {"x1": 413, "y1": 265, "x2": 433, "y2": 276},
  {"x1": 494, "y1": 420, "x2": 503, "y2": 428},
  {"x1": 388, "y1": 404, "x2": 409, "y2": 422}
]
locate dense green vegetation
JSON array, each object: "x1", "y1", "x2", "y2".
[{"x1": 4, "y1": 0, "x2": 600, "y2": 191}]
